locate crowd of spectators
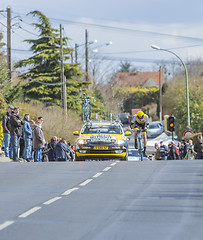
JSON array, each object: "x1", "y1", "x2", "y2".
[
  {"x1": 1, "y1": 105, "x2": 75, "y2": 162},
  {"x1": 153, "y1": 136, "x2": 203, "y2": 160}
]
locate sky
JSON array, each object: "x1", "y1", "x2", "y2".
[{"x1": 1, "y1": 0, "x2": 203, "y2": 79}]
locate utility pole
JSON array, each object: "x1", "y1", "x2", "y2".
[
  {"x1": 85, "y1": 29, "x2": 88, "y2": 81},
  {"x1": 75, "y1": 43, "x2": 78, "y2": 63},
  {"x1": 7, "y1": 7, "x2": 11, "y2": 79},
  {"x1": 60, "y1": 24, "x2": 67, "y2": 115},
  {"x1": 159, "y1": 66, "x2": 163, "y2": 122}
]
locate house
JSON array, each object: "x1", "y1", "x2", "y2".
[{"x1": 115, "y1": 71, "x2": 164, "y2": 88}]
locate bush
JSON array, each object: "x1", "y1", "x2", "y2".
[{"x1": 6, "y1": 102, "x2": 83, "y2": 145}]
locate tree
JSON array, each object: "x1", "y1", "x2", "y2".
[
  {"x1": 0, "y1": 32, "x2": 10, "y2": 96},
  {"x1": 163, "y1": 70, "x2": 203, "y2": 136},
  {"x1": 16, "y1": 11, "x2": 87, "y2": 107},
  {"x1": 118, "y1": 61, "x2": 136, "y2": 72}
]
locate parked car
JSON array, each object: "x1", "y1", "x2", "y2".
[
  {"x1": 147, "y1": 121, "x2": 164, "y2": 138},
  {"x1": 118, "y1": 113, "x2": 130, "y2": 124},
  {"x1": 128, "y1": 148, "x2": 149, "y2": 161}
]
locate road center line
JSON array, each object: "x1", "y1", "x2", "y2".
[
  {"x1": 18, "y1": 206, "x2": 41, "y2": 218},
  {"x1": 80, "y1": 179, "x2": 93, "y2": 186},
  {"x1": 43, "y1": 197, "x2": 62, "y2": 205},
  {"x1": 92, "y1": 172, "x2": 103, "y2": 178},
  {"x1": 110, "y1": 162, "x2": 117, "y2": 166},
  {"x1": 0, "y1": 221, "x2": 15, "y2": 231},
  {"x1": 62, "y1": 187, "x2": 79, "y2": 196},
  {"x1": 103, "y1": 167, "x2": 111, "y2": 172}
]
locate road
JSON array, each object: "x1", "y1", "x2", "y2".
[{"x1": 0, "y1": 160, "x2": 203, "y2": 240}]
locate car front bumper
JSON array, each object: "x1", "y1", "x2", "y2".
[{"x1": 75, "y1": 143, "x2": 127, "y2": 160}]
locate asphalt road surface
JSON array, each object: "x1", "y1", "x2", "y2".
[{"x1": 0, "y1": 159, "x2": 203, "y2": 240}]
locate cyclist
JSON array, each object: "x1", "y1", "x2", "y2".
[{"x1": 130, "y1": 110, "x2": 149, "y2": 157}]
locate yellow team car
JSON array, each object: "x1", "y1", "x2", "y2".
[{"x1": 73, "y1": 121, "x2": 131, "y2": 161}]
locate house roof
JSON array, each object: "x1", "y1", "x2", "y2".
[{"x1": 115, "y1": 71, "x2": 165, "y2": 88}]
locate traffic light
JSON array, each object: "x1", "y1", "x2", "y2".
[{"x1": 168, "y1": 114, "x2": 175, "y2": 132}]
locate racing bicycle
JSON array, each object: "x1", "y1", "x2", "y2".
[
  {"x1": 131, "y1": 127, "x2": 144, "y2": 161},
  {"x1": 137, "y1": 128, "x2": 144, "y2": 161},
  {"x1": 79, "y1": 91, "x2": 96, "y2": 122}
]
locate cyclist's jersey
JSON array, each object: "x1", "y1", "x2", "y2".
[{"x1": 131, "y1": 113, "x2": 149, "y2": 129}]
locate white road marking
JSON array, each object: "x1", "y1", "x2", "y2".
[
  {"x1": 92, "y1": 172, "x2": 103, "y2": 178},
  {"x1": 80, "y1": 179, "x2": 93, "y2": 186},
  {"x1": 43, "y1": 197, "x2": 62, "y2": 205},
  {"x1": 0, "y1": 221, "x2": 14, "y2": 231},
  {"x1": 110, "y1": 162, "x2": 117, "y2": 166},
  {"x1": 62, "y1": 187, "x2": 79, "y2": 196},
  {"x1": 103, "y1": 167, "x2": 111, "y2": 172},
  {"x1": 18, "y1": 206, "x2": 41, "y2": 218}
]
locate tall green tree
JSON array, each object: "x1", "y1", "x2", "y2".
[
  {"x1": 163, "y1": 72, "x2": 203, "y2": 136},
  {"x1": 0, "y1": 32, "x2": 9, "y2": 94},
  {"x1": 16, "y1": 11, "x2": 87, "y2": 107}
]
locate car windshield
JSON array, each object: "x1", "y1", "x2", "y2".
[
  {"x1": 149, "y1": 123, "x2": 162, "y2": 129},
  {"x1": 119, "y1": 113, "x2": 128, "y2": 117},
  {"x1": 81, "y1": 125, "x2": 122, "y2": 134},
  {"x1": 128, "y1": 150, "x2": 139, "y2": 157}
]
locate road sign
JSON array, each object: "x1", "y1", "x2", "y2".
[{"x1": 184, "y1": 130, "x2": 193, "y2": 137}]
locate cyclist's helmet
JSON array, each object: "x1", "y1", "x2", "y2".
[{"x1": 137, "y1": 111, "x2": 144, "y2": 119}]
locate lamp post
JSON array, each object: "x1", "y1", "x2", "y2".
[{"x1": 151, "y1": 45, "x2": 190, "y2": 126}]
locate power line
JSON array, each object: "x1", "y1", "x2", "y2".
[
  {"x1": 11, "y1": 71, "x2": 65, "y2": 86},
  {"x1": 91, "y1": 55, "x2": 175, "y2": 64},
  {"x1": 12, "y1": 10, "x2": 203, "y2": 43}
]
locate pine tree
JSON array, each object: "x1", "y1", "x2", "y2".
[{"x1": 16, "y1": 11, "x2": 87, "y2": 107}]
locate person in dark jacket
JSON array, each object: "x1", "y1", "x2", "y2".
[
  {"x1": 23, "y1": 114, "x2": 32, "y2": 161},
  {"x1": 168, "y1": 141, "x2": 178, "y2": 160},
  {"x1": 160, "y1": 141, "x2": 168, "y2": 160},
  {"x1": 194, "y1": 135, "x2": 203, "y2": 159},
  {"x1": 2, "y1": 105, "x2": 14, "y2": 158},
  {"x1": 181, "y1": 139, "x2": 188, "y2": 159},
  {"x1": 53, "y1": 138, "x2": 71, "y2": 161},
  {"x1": 47, "y1": 136, "x2": 57, "y2": 161},
  {"x1": 10, "y1": 107, "x2": 25, "y2": 161}
]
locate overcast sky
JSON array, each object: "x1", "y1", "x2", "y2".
[{"x1": 1, "y1": 0, "x2": 203, "y2": 74}]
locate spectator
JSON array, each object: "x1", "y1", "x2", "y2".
[
  {"x1": 10, "y1": 107, "x2": 25, "y2": 161},
  {"x1": 2, "y1": 105, "x2": 14, "y2": 158},
  {"x1": 168, "y1": 141, "x2": 179, "y2": 160},
  {"x1": 32, "y1": 117, "x2": 46, "y2": 162},
  {"x1": 23, "y1": 114, "x2": 32, "y2": 161},
  {"x1": 194, "y1": 135, "x2": 203, "y2": 159},
  {"x1": 53, "y1": 138, "x2": 71, "y2": 161},
  {"x1": 67, "y1": 142, "x2": 75, "y2": 161},
  {"x1": 29, "y1": 120, "x2": 35, "y2": 161},
  {"x1": 47, "y1": 136, "x2": 57, "y2": 161},
  {"x1": 178, "y1": 142, "x2": 183, "y2": 159},
  {"x1": 185, "y1": 139, "x2": 196, "y2": 160},
  {"x1": 154, "y1": 143, "x2": 161, "y2": 160},
  {"x1": 160, "y1": 141, "x2": 168, "y2": 160},
  {"x1": 181, "y1": 139, "x2": 188, "y2": 159}
]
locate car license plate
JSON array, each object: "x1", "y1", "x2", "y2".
[{"x1": 94, "y1": 146, "x2": 108, "y2": 150}]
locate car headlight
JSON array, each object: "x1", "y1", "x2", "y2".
[
  {"x1": 77, "y1": 139, "x2": 86, "y2": 145},
  {"x1": 117, "y1": 140, "x2": 125, "y2": 145}
]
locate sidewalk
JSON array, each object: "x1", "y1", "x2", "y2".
[{"x1": 0, "y1": 156, "x2": 12, "y2": 162}]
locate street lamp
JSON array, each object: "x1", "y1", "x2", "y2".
[
  {"x1": 75, "y1": 39, "x2": 97, "y2": 64},
  {"x1": 151, "y1": 45, "x2": 190, "y2": 126},
  {"x1": 92, "y1": 41, "x2": 113, "y2": 53}
]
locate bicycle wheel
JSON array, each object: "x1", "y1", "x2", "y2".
[
  {"x1": 137, "y1": 131, "x2": 143, "y2": 161},
  {"x1": 82, "y1": 103, "x2": 86, "y2": 122},
  {"x1": 87, "y1": 102, "x2": 91, "y2": 120}
]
